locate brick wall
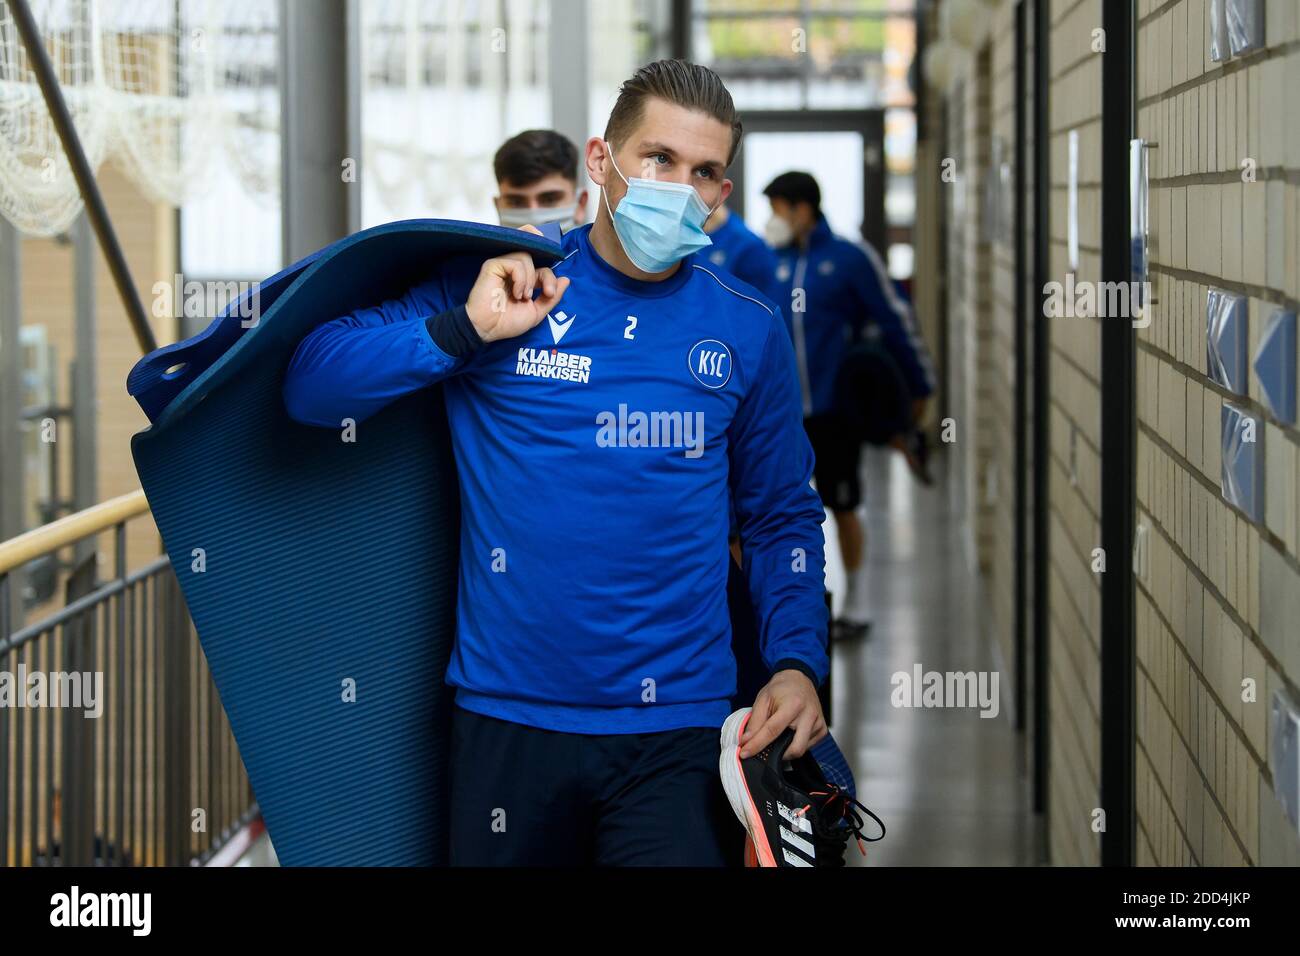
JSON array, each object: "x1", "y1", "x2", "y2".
[
  {"x1": 1045, "y1": 0, "x2": 1104, "y2": 866},
  {"x1": 923, "y1": 0, "x2": 1300, "y2": 865},
  {"x1": 1134, "y1": 0, "x2": 1300, "y2": 866},
  {"x1": 988, "y1": 1, "x2": 1021, "y2": 680},
  {"x1": 945, "y1": 45, "x2": 998, "y2": 571}
]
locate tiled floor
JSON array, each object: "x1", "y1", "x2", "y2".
[{"x1": 828, "y1": 447, "x2": 1040, "y2": 866}]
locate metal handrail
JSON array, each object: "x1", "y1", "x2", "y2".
[
  {"x1": 1, "y1": 492, "x2": 256, "y2": 867},
  {"x1": 0, "y1": 490, "x2": 149, "y2": 576}
]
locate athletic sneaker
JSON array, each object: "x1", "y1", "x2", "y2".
[
  {"x1": 904, "y1": 427, "x2": 935, "y2": 486},
  {"x1": 719, "y1": 708, "x2": 884, "y2": 867},
  {"x1": 836, "y1": 573, "x2": 872, "y2": 639}
]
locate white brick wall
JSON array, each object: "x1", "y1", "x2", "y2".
[{"x1": 1135, "y1": 0, "x2": 1300, "y2": 866}]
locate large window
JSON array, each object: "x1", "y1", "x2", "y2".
[
  {"x1": 690, "y1": 0, "x2": 919, "y2": 279},
  {"x1": 690, "y1": 0, "x2": 916, "y2": 111}
]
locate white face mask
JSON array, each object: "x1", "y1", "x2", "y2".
[
  {"x1": 498, "y1": 203, "x2": 578, "y2": 231},
  {"x1": 764, "y1": 214, "x2": 794, "y2": 248}
]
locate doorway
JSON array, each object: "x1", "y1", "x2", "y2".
[{"x1": 728, "y1": 110, "x2": 887, "y2": 256}]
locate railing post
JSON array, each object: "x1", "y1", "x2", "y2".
[
  {"x1": 0, "y1": 218, "x2": 23, "y2": 632},
  {"x1": 72, "y1": 212, "x2": 98, "y2": 529},
  {"x1": 60, "y1": 555, "x2": 98, "y2": 866},
  {"x1": 1, "y1": 494, "x2": 256, "y2": 867},
  {"x1": 162, "y1": 570, "x2": 192, "y2": 866},
  {"x1": 0, "y1": 574, "x2": 9, "y2": 867}
]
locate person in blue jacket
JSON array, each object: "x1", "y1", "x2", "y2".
[
  {"x1": 762, "y1": 171, "x2": 935, "y2": 634},
  {"x1": 487, "y1": 137, "x2": 858, "y2": 815},
  {"x1": 282, "y1": 60, "x2": 829, "y2": 867},
  {"x1": 702, "y1": 204, "x2": 781, "y2": 301},
  {"x1": 698, "y1": 201, "x2": 860, "y2": 808}
]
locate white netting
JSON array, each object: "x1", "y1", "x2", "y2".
[
  {"x1": 0, "y1": 0, "x2": 278, "y2": 236},
  {"x1": 97, "y1": 0, "x2": 222, "y2": 205},
  {"x1": 0, "y1": 0, "x2": 111, "y2": 236},
  {"x1": 0, "y1": 0, "x2": 643, "y2": 236}
]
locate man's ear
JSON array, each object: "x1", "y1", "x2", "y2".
[
  {"x1": 799, "y1": 202, "x2": 817, "y2": 230},
  {"x1": 574, "y1": 188, "x2": 590, "y2": 224},
  {"x1": 718, "y1": 178, "x2": 734, "y2": 207},
  {"x1": 585, "y1": 137, "x2": 611, "y2": 187}
]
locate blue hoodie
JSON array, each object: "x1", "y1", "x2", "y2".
[
  {"x1": 771, "y1": 215, "x2": 935, "y2": 418},
  {"x1": 282, "y1": 223, "x2": 828, "y2": 735}
]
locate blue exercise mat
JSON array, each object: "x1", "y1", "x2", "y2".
[{"x1": 128, "y1": 219, "x2": 563, "y2": 866}]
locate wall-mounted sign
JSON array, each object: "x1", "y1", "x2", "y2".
[
  {"x1": 1254, "y1": 309, "x2": 1296, "y2": 424},
  {"x1": 1067, "y1": 129, "x2": 1079, "y2": 271},
  {"x1": 1130, "y1": 139, "x2": 1151, "y2": 320},
  {"x1": 1226, "y1": 0, "x2": 1265, "y2": 56},
  {"x1": 1272, "y1": 688, "x2": 1300, "y2": 834},
  {"x1": 1210, "y1": 0, "x2": 1230, "y2": 61},
  {"x1": 1220, "y1": 402, "x2": 1261, "y2": 521},
  {"x1": 1207, "y1": 288, "x2": 1248, "y2": 394},
  {"x1": 982, "y1": 137, "x2": 1013, "y2": 244}
]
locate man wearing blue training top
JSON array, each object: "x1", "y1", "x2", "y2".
[
  {"x1": 282, "y1": 60, "x2": 828, "y2": 866},
  {"x1": 764, "y1": 171, "x2": 935, "y2": 634},
  {"x1": 702, "y1": 204, "x2": 781, "y2": 302}
]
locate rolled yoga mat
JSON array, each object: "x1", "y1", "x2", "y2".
[{"x1": 128, "y1": 219, "x2": 564, "y2": 866}]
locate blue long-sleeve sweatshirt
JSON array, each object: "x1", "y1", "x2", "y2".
[
  {"x1": 771, "y1": 215, "x2": 935, "y2": 418},
  {"x1": 702, "y1": 211, "x2": 781, "y2": 303},
  {"x1": 282, "y1": 223, "x2": 828, "y2": 735}
]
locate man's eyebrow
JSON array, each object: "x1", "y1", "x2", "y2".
[
  {"x1": 638, "y1": 140, "x2": 676, "y2": 156},
  {"x1": 638, "y1": 141, "x2": 726, "y2": 172}
]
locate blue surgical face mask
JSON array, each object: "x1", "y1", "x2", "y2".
[{"x1": 601, "y1": 142, "x2": 718, "y2": 273}]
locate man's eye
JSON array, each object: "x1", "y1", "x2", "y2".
[
  {"x1": 651, "y1": 153, "x2": 669, "y2": 165},
  {"x1": 696, "y1": 167, "x2": 714, "y2": 180}
]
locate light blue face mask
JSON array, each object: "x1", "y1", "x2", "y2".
[{"x1": 602, "y1": 142, "x2": 718, "y2": 273}]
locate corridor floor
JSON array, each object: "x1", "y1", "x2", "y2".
[{"x1": 826, "y1": 447, "x2": 1040, "y2": 866}]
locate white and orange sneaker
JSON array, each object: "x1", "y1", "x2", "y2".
[{"x1": 719, "y1": 707, "x2": 884, "y2": 867}]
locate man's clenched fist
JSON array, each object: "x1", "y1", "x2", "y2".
[
  {"x1": 740, "y1": 669, "x2": 827, "y2": 759},
  {"x1": 465, "y1": 247, "x2": 569, "y2": 344}
]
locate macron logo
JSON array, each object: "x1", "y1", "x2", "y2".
[{"x1": 547, "y1": 310, "x2": 575, "y2": 344}]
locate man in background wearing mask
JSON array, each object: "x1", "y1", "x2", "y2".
[
  {"x1": 492, "y1": 128, "x2": 588, "y2": 231},
  {"x1": 763, "y1": 171, "x2": 936, "y2": 637},
  {"x1": 283, "y1": 60, "x2": 829, "y2": 866}
]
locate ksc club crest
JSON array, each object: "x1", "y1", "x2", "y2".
[{"x1": 688, "y1": 339, "x2": 732, "y2": 389}]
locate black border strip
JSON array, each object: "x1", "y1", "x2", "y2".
[
  {"x1": 1013, "y1": 0, "x2": 1028, "y2": 733},
  {"x1": 1031, "y1": 0, "x2": 1052, "y2": 828},
  {"x1": 1099, "y1": 0, "x2": 1137, "y2": 867}
]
